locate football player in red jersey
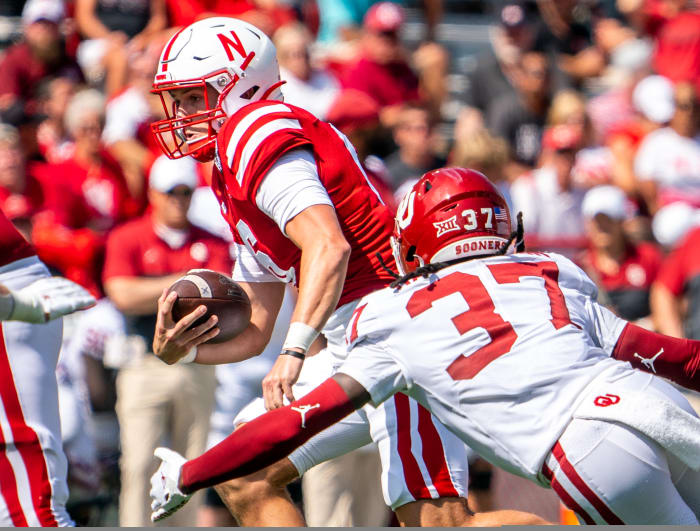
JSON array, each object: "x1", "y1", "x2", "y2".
[
  {"x1": 151, "y1": 168, "x2": 700, "y2": 525},
  {"x1": 148, "y1": 17, "x2": 549, "y2": 527},
  {"x1": 0, "y1": 208, "x2": 95, "y2": 526}
]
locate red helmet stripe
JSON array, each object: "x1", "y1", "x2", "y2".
[{"x1": 160, "y1": 26, "x2": 187, "y2": 73}]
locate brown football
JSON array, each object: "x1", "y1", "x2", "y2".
[{"x1": 168, "y1": 270, "x2": 251, "y2": 344}]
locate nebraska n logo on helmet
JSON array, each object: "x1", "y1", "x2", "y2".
[
  {"x1": 391, "y1": 168, "x2": 514, "y2": 276},
  {"x1": 151, "y1": 17, "x2": 285, "y2": 162}
]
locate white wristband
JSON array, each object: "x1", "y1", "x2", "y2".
[
  {"x1": 177, "y1": 347, "x2": 197, "y2": 364},
  {"x1": 282, "y1": 322, "x2": 319, "y2": 353}
]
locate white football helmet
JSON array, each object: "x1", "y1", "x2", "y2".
[{"x1": 151, "y1": 17, "x2": 284, "y2": 161}]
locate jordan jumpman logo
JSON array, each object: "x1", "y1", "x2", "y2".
[
  {"x1": 291, "y1": 404, "x2": 320, "y2": 428},
  {"x1": 633, "y1": 348, "x2": 664, "y2": 374}
]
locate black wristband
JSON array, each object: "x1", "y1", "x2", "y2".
[{"x1": 280, "y1": 349, "x2": 306, "y2": 360}]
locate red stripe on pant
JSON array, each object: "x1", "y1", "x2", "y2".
[
  {"x1": 416, "y1": 406, "x2": 459, "y2": 497},
  {"x1": 542, "y1": 461, "x2": 594, "y2": 524},
  {"x1": 552, "y1": 442, "x2": 624, "y2": 525},
  {"x1": 0, "y1": 424, "x2": 29, "y2": 526},
  {"x1": 0, "y1": 326, "x2": 58, "y2": 526},
  {"x1": 394, "y1": 393, "x2": 432, "y2": 500}
]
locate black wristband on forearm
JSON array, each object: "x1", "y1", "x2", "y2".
[{"x1": 280, "y1": 349, "x2": 306, "y2": 360}]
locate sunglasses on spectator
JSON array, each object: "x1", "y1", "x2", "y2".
[
  {"x1": 165, "y1": 187, "x2": 193, "y2": 198},
  {"x1": 675, "y1": 100, "x2": 697, "y2": 111},
  {"x1": 376, "y1": 29, "x2": 399, "y2": 40}
]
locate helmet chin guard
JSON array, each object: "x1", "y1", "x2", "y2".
[{"x1": 151, "y1": 17, "x2": 285, "y2": 161}]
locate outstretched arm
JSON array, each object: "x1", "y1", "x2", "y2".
[
  {"x1": 587, "y1": 299, "x2": 700, "y2": 390},
  {"x1": 182, "y1": 373, "x2": 368, "y2": 492},
  {"x1": 149, "y1": 374, "x2": 368, "y2": 521}
]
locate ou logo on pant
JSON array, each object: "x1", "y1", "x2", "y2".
[{"x1": 594, "y1": 394, "x2": 620, "y2": 407}]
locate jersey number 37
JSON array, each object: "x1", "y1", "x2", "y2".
[{"x1": 406, "y1": 261, "x2": 579, "y2": 380}]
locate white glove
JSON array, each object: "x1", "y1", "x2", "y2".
[
  {"x1": 7, "y1": 277, "x2": 96, "y2": 323},
  {"x1": 150, "y1": 447, "x2": 191, "y2": 522}
]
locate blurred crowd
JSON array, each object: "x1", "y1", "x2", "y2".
[{"x1": 2, "y1": 0, "x2": 700, "y2": 525}]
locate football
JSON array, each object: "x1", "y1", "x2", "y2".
[{"x1": 168, "y1": 270, "x2": 251, "y2": 344}]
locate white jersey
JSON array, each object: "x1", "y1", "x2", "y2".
[{"x1": 341, "y1": 252, "x2": 631, "y2": 482}]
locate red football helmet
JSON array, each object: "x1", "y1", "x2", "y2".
[{"x1": 392, "y1": 167, "x2": 512, "y2": 275}]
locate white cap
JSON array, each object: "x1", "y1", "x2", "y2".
[
  {"x1": 633, "y1": 75, "x2": 675, "y2": 124},
  {"x1": 149, "y1": 155, "x2": 198, "y2": 193},
  {"x1": 22, "y1": 0, "x2": 65, "y2": 26},
  {"x1": 582, "y1": 185, "x2": 629, "y2": 220},
  {"x1": 652, "y1": 202, "x2": 700, "y2": 247}
]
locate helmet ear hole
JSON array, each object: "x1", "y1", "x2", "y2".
[
  {"x1": 406, "y1": 245, "x2": 416, "y2": 262},
  {"x1": 240, "y1": 85, "x2": 260, "y2": 100},
  {"x1": 424, "y1": 181, "x2": 432, "y2": 192}
]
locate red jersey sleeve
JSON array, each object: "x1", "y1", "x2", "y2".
[{"x1": 217, "y1": 101, "x2": 313, "y2": 201}]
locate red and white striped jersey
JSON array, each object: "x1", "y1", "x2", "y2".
[
  {"x1": 210, "y1": 100, "x2": 396, "y2": 308},
  {"x1": 0, "y1": 209, "x2": 35, "y2": 268},
  {"x1": 341, "y1": 252, "x2": 631, "y2": 482}
]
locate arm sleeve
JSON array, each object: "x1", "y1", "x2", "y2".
[
  {"x1": 254, "y1": 148, "x2": 333, "y2": 236},
  {"x1": 339, "y1": 342, "x2": 409, "y2": 406},
  {"x1": 612, "y1": 322, "x2": 700, "y2": 391},
  {"x1": 231, "y1": 243, "x2": 283, "y2": 283},
  {"x1": 180, "y1": 377, "x2": 358, "y2": 493}
]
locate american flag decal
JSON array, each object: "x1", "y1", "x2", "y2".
[{"x1": 494, "y1": 207, "x2": 508, "y2": 222}]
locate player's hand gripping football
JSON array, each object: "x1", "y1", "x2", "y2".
[
  {"x1": 3, "y1": 277, "x2": 96, "y2": 323},
  {"x1": 150, "y1": 447, "x2": 191, "y2": 522},
  {"x1": 262, "y1": 352, "x2": 304, "y2": 410},
  {"x1": 152, "y1": 289, "x2": 219, "y2": 364}
]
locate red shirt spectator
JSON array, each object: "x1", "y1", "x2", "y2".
[
  {"x1": 0, "y1": 165, "x2": 46, "y2": 221},
  {"x1": 165, "y1": 0, "x2": 252, "y2": 28},
  {"x1": 341, "y1": 3, "x2": 420, "y2": 127},
  {"x1": 0, "y1": 0, "x2": 83, "y2": 124},
  {"x1": 580, "y1": 241, "x2": 663, "y2": 321},
  {"x1": 0, "y1": 124, "x2": 47, "y2": 224},
  {"x1": 654, "y1": 225, "x2": 700, "y2": 339},
  {"x1": 32, "y1": 150, "x2": 139, "y2": 296},
  {"x1": 165, "y1": 0, "x2": 295, "y2": 34},
  {"x1": 653, "y1": 10, "x2": 700, "y2": 92},
  {"x1": 343, "y1": 57, "x2": 419, "y2": 107},
  {"x1": 103, "y1": 215, "x2": 232, "y2": 282}
]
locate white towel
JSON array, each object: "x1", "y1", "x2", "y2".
[{"x1": 574, "y1": 387, "x2": 700, "y2": 470}]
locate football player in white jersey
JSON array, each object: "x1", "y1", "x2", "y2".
[{"x1": 151, "y1": 168, "x2": 700, "y2": 524}]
